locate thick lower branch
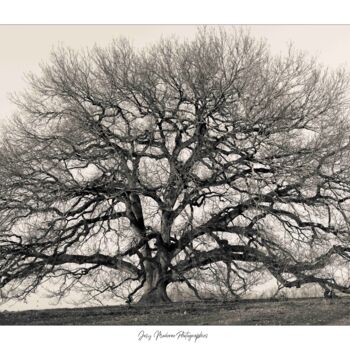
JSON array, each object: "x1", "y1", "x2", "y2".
[
  {"x1": 0, "y1": 251, "x2": 141, "y2": 288},
  {"x1": 173, "y1": 244, "x2": 350, "y2": 285}
]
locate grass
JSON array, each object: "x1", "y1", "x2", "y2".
[{"x1": 0, "y1": 297, "x2": 350, "y2": 325}]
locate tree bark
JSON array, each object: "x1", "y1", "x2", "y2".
[
  {"x1": 138, "y1": 278, "x2": 171, "y2": 304},
  {"x1": 138, "y1": 248, "x2": 172, "y2": 304}
]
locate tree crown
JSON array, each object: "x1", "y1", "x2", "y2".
[{"x1": 1, "y1": 28, "x2": 350, "y2": 304}]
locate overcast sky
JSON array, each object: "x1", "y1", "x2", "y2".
[
  {"x1": 2, "y1": 25, "x2": 350, "y2": 123},
  {"x1": 1, "y1": 24, "x2": 350, "y2": 311}
]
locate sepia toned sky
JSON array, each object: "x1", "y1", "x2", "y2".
[
  {"x1": 2, "y1": 25, "x2": 350, "y2": 123},
  {"x1": 1, "y1": 24, "x2": 350, "y2": 311}
]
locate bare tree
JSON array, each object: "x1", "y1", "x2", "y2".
[{"x1": 1, "y1": 27, "x2": 350, "y2": 305}]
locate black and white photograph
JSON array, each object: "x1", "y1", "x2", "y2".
[{"x1": 1, "y1": 1, "x2": 350, "y2": 348}]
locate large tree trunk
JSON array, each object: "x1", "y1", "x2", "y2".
[
  {"x1": 138, "y1": 278, "x2": 171, "y2": 304},
  {"x1": 138, "y1": 248, "x2": 172, "y2": 304}
]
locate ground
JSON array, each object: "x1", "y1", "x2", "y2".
[{"x1": 0, "y1": 297, "x2": 349, "y2": 325}]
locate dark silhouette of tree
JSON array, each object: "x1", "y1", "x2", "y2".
[{"x1": 1, "y1": 28, "x2": 350, "y2": 304}]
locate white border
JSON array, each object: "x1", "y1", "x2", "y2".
[
  {"x1": 2, "y1": 325, "x2": 350, "y2": 350},
  {"x1": 0, "y1": 0, "x2": 350, "y2": 24},
  {"x1": 1, "y1": 1, "x2": 350, "y2": 350}
]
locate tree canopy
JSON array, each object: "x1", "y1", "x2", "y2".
[{"x1": 1, "y1": 28, "x2": 350, "y2": 304}]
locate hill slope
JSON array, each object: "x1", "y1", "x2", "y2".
[{"x1": 0, "y1": 297, "x2": 349, "y2": 325}]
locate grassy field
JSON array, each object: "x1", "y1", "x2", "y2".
[{"x1": 0, "y1": 297, "x2": 350, "y2": 325}]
